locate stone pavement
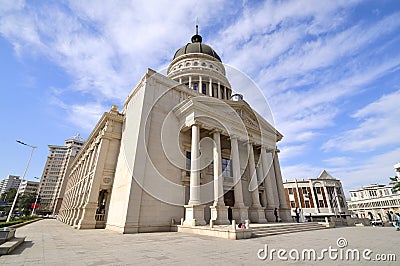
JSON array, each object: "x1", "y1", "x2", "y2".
[{"x1": 1, "y1": 219, "x2": 399, "y2": 265}]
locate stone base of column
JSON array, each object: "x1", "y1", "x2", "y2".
[
  {"x1": 249, "y1": 206, "x2": 268, "y2": 223},
  {"x1": 210, "y1": 205, "x2": 230, "y2": 225},
  {"x1": 265, "y1": 207, "x2": 277, "y2": 222},
  {"x1": 278, "y1": 207, "x2": 292, "y2": 222},
  {"x1": 232, "y1": 205, "x2": 249, "y2": 223},
  {"x1": 183, "y1": 205, "x2": 206, "y2": 226},
  {"x1": 77, "y1": 203, "x2": 97, "y2": 229}
]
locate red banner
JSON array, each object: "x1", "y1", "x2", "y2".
[{"x1": 31, "y1": 203, "x2": 39, "y2": 209}]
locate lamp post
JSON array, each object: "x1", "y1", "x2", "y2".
[
  {"x1": 31, "y1": 177, "x2": 40, "y2": 216},
  {"x1": 6, "y1": 140, "x2": 37, "y2": 223}
]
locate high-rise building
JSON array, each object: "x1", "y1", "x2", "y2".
[
  {"x1": 38, "y1": 134, "x2": 84, "y2": 214},
  {"x1": 58, "y1": 28, "x2": 291, "y2": 233},
  {"x1": 18, "y1": 180, "x2": 39, "y2": 195},
  {"x1": 0, "y1": 175, "x2": 21, "y2": 195}
]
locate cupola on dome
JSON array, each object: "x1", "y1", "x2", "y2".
[{"x1": 173, "y1": 26, "x2": 222, "y2": 62}]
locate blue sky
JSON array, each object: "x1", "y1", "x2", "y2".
[{"x1": 1, "y1": 0, "x2": 399, "y2": 196}]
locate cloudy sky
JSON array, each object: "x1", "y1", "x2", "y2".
[{"x1": 1, "y1": 0, "x2": 399, "y2": 196}]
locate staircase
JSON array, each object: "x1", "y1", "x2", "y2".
[{"x1": 251, "y1": 222, "x2": 329, "y2": 238}]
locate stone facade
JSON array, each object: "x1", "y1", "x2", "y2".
[{"x1": 57, "y1": 30, "x2": 291, "y2": 232}]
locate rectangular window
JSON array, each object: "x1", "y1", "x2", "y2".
[
  {"x1": 302, "y1": 187, "x2": 308, "y2": 195},
  {"x1": 288, "y1": 188, "x2": 293, "y2": 194},
  {"x1": 305, "y1": 201, "x2": 310, "y2": 208},
  {"x1": 202, "y1": 84, "x2": 207, "y2": 94},
  {"x1": 185, "y1": 151, "x2": 191, "y2": 176},
  {"x1": 222, "y1": 158, "x2": 232, "y2": 177},
  {"x1": 316, "y1": 187, "x2": 321, "y2": 194},
  {"x1": 290, "y1": 201, "x2": 296, "y2": 208},
  {"x1": 318, "y1": 200, "x2": 324, "y2": 208}
]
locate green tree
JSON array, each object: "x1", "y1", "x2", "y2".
[
  {"x1": 17, "y1": 193, "x2": 37, "y2": 216},
  {"x1": 390, "y1": 176, "x2": 400, "y2": 193},
  {"x1": 3, "y1": 188, "x2": 17, "y2": 203}
]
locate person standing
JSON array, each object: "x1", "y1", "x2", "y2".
[
  {"x1": 299, "y1": 209, "x2": 306, "y2": 223},
  {"x1": 391, "y1": 211, "x2": 399, "y2": 231},
  {"x1": 295, "y1": 207, "x2": 300, "y2": 223},
  {"x1": 274, "y1": 208, "x2": 279, "y2": 222}
]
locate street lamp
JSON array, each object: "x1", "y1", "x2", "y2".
[
  {"x1": 31, "y1": 177, "x2": 40, "y2": 216},
  {"x1": 6, "y1": 140, "x2": 37, "y2": 223}
]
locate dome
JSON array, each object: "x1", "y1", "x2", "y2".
[{"x1": 173, "y1": 28, "x2": 222, "y2": 62}]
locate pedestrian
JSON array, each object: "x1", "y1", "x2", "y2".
[
  {"x1": 274, "y1": 208, "x2": 278, "y2": 222},
  {"x1": 391, "y1": 212, "x2": 399, "y2": 231},
  {"x1": 295, "y1": 207, "x2": 300, "y2": 223},
  {"x1": 299, "y1": 209, "x2": 306, "y2": 223}
]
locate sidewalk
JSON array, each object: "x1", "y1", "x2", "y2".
[{"x1": 1, "y1": 219, "x2": 399, "y2": 265}]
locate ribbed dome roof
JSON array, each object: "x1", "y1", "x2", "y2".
[{"x1": 173, "y1": 27, "x2": 222, "y2": 62}]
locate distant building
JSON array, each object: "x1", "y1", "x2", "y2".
[
  {"x1": 38, "y1": 134, "x2": 84, "y2": 214},
  {"x1": 18, "y1": 180, "x2": 39, "y2": 195},
  {"x1": 0, "y1": 175, "x2": 21, "y2": 195},
  {"x1": 283, "y1": 170, "x2": 348, "y2": 221},
  {"x1": 347, "y1": 163, "x2": 400, "y2": 222}
]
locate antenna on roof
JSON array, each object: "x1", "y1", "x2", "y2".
[{"x1": 195, "y1": 17, "x2": 199, "y2": 35}]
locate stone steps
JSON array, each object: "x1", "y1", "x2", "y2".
[
  {"x1": 0, "y1": 237, "x2": 26, "y2": 255},
  {"x1": 251, "y1": 223, "x2": 328, "y2": 238}
]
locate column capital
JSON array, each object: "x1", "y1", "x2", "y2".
[{"x1": 261, "y1": 145, "x2": 275, "y2": 153}]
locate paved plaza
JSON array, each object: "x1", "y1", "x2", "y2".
[{"x1": 1, "y1": 219, "x2": 399, "y2": 265}]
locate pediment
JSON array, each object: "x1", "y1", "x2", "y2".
[{"x1": 173, "y1": 96, "x2": 282, "y2": 142}]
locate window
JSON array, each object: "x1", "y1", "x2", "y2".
[
  {"x1": 222, "y1": 158, "x2": 232, "y2": 177},
  {"x1": 202, "y1": 84, "x2": 206, "y2": 94},
  {"x1": 316, "y1": 187, "x2": 321, "y2": 194},
  {"x1": 305, "y1": 201, "x2": 310, "y2": 208},
  {"x1": 186, "y1": 151, "x2": 191, "y2": 170},
  {"x1": 319, "y1": 200, "x2": 324, "y2": 208},
  {"x1": 288, "y1": 188, "x2": 293, "y2": 194},
  {"x1": 302, "y1": 187, "x2": 308, "y2": 195},
  {"x1": 290, "y1": 201, "x2": 296, "y2": 208},
  {"x1": 193, "y1": 83, "x2": 198, "y2": 91}
]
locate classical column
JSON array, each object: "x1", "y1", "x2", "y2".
[
  {"x1": 309, "y1": 180, "x2": 319, "y2": 214},
  {"x1": 323, "y1": 186, "x2": 333, "y2": 213},
  {"x1": 189, "y1": 124, "x2": 200, "y2": 205},
  {"x1": 224, "y1": 87, "x2": 227, "y2": 100},
  {"x1": 273, "y1": 151, "x2": 292, "y2": 222},
  {"x1": 334, "y1": 187, "x2": 342, "y2": 213},
  {"x1": 199, "y1": 76, "x2": 203, "y2": 94},
  {"x1": 260, "y1": 147, "x2": 278, "y2": 221},
  {"x1": 188, "y1": 76, "x2": 192, "y2": 88},
  {"x1": 209, "y1": 79, "x2": 213, "y2": 96},
  {"x1": 210, "y1": 131, "x2": 230, "y2": 225},
  {"x1": 248, "y1": 142, "x2": 268, "y2": 223},
  {"x1": 230, "y1": 136, "x2": 248, "y2": 223},
  {"x1": 179, "y1": 78, "x2": 182, "y2": 84},
  {"x1": 217, "y1": 82, "x2": 221, "y2": 99},
  {"x1": 183, "y1": 124, "x2": 206, "y2": 226},
  {"x1": 78, "y1": 139, "x2": 110, "y2": 229}
]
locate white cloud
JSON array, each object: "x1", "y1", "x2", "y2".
[
  {"x1": 330, "y1": 147, "x2": 400, "y2": 194},
  {"x1": 323, "y1": 90, "x2": 400, "y2": 152}
]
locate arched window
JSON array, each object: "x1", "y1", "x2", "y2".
[{"x1": 193, "y1": 83, "x2": 198, "y2": 91}]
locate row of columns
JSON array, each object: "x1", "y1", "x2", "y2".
[
  {"x1": 179, "y1": 76, "x2": 231, "y2": 100},
  {"x1": 57, "y1": 136, "x2": 110, "y2": 229},
  {"x1": 183, "y1": 124, "x2": 290, "y2": 226}
]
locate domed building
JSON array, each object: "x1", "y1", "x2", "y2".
[{"x1": 57, "y1": 27, "x2": 291, "y2": 238}]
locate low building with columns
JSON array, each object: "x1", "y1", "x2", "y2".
[
  {"x1": 57, "y1": 28, "x2": 291, "y2": 233},
  {"x1": 283, "y1": 170, "x2": 348, "y2": 221}
]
